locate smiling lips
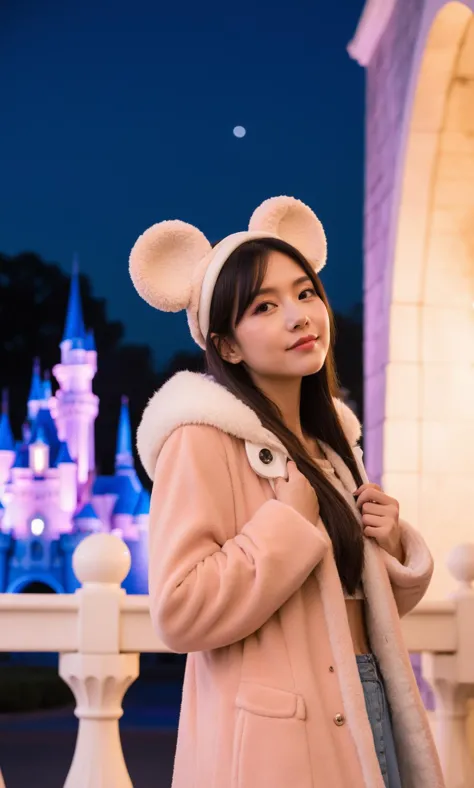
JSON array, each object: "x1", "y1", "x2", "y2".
[{"x1": 288, "y1": 334, "x2": 319, "y2": 351}]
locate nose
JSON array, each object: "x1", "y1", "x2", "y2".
[{"x1": 285, "y1": 304, "x2": 309, "y2": 331}]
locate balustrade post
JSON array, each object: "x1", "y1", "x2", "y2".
[
  {"x1": 423, "y1": 543, "x2": 474, "y2": 788},
  {"x1": 59, "y1": 533, "x2": 140, "y2": 788},
  {"x1": 423, "y1": 653, "x2": 474, "y2": 788}
]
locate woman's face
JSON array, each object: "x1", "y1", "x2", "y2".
[{"x1": 221, "y1": 250, "x2": 330, "y2": 381}]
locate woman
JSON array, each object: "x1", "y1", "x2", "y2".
[{"x1": 130, "y1": 196, "x2": 444, "y2": 788}]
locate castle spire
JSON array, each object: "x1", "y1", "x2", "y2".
[
  {"x1": 0, "y1": 389, "x2": 15, "y2": 452},
  {"x1": 85, "y1": 328, "x2": 96, "y2": 352},
  {"x1": 43, "y1": 369, "x2": 52, "y2": 400},
  {"x1": 115, "y1": 396, "x2": 133, "y2": 469},
  {"x1": 62, "y1": 253, "x2": 86, "y2": 343},
  {"x1": 53, "y1": 252, "x2": 98, "y2": 484},
  {"x1": 28, "y1": 357, "x2": 44, "y2": 403}
]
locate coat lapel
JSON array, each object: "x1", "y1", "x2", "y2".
[
  {"x1": 313, "y1": 532, "x2": 387, "y2": 787},
  {"x1": 320, "y1": 443, "x2": 444, "y2": 788}
]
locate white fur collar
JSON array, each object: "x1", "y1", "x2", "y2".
[{"x1": 136, "y1": 371, "x2": 362, "y2": 479}]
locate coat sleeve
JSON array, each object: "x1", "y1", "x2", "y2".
[
  {"x1": 148, "y1": 424, "x2": 329, "y2": 653},
  {"x1": 381, "y1": 519, "x2": 434, "y2": 618}
]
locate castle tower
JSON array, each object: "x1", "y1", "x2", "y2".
[
  {"x1": 57, "y1": 441, "x2": 77, "y2": 514},
  {"x1": 44, "y1": 369, "x2": 58, "y2": 423},
  {"x1": 27, "y1": 358, "x2": 44, "y2": 422},
  {"x1": 52, "y1": 255, "x2": 99, "y2": 485},
  {"x1": 133, "y1": 488, "x2": 150, "y2": 534},
  {"x1": 0, "y1": 390, "x2": 15, "y2": 493},
  {"x1": 73, "y1": 502, "x2": 101, "y2": 534},
  {"x1": 42, "y1": 370, "x2": 52, "y2": 401},
  {"x1": 115, "y1": 396, "x2": 134, "y2": 472},
  {"x1": 111, "y1": 475, "x2": 139, "y2": 539}
]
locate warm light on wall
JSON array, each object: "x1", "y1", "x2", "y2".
[
  {"x1": 30, "y1": 517, "x2": 45, "y2": 536},
  {"x1": 29, "y1": 441, "x2": 50, "y2": 475}
]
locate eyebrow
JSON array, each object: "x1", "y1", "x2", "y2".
[{"x1": 255, "y1": 275, "x2": 313, "y2": 297}]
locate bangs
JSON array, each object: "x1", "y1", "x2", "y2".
[{"x1": 228, "y1": 245, "x2": 269, "y2": 327}]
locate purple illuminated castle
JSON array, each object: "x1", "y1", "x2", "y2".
[{"x1": 0, "y1": 259, "x2": 149, "y2": 594}]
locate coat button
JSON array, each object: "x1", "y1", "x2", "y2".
[
  {"x1": 259, "y1": 448, "x2": 273, "y2": 465},
  {"x1": 333, "y1": 713, "x2": 345, "y2": 726}
]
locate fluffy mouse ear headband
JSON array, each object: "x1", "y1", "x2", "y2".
[{"x1": 129, "y1": 195, "x2": 327, "y2": 350}]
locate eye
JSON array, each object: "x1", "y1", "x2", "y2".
[
  {"x1": 299, "y1": 288, "x2": 316, "y2": 299},
  {"x1": 253, "y1": 301, "x2": 274, "y2": 315}
]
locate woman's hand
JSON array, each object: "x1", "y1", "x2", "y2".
[{"x1": 354, "y1": 483, "x2": 404, "y2": 563}]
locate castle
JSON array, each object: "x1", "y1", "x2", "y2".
[{"x1": 0, "y1": 259, "x2": 149, "y2": 595}]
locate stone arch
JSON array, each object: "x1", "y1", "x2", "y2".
[
  {"x1": 7, "y1": 575, "x2": 64, "y2": 594},
  {"x1": 384, "y1": 1, "x2": 474, "y2": 598},
  {"x1": 20, "y1": 581, "x2": 56, "y2": 593}
]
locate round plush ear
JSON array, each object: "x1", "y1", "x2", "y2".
[
  {"x1": 129, "y1": 220, "x2": 212, "y2": 312},
  {"x1": 248, "y1": 196, "x2": 327, "y2": 273}
]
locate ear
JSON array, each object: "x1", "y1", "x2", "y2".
[
  {"x1": 211, "y1": 334, "x2": 243, "y2": 364},
  {"x1": 129, "y1": 220, "x2": 212, "y2": 311},
  {"x1": 249, "y1": 196, "x2": 327, "y2": 273}
]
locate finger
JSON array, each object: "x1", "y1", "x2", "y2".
[
  {"x1": 359, "y1": 493, "x2": 399, "y2": 522},
  {"x1": 361, "y1": 500, "x2": 397, "y2": 515},
  {"x1": 354, "y1": 487, "x2": 384, "y2": 505},
  {"x1": 363, "y1": 526, "x2": 377, "y2": 539},
  {"x1": 363, "y1": 525, "x2": 390, "y2": 540},
  {"x1": 361, "y1": 502, "x2": 388, "y2": 516},
  {"x1": 362, "y1": 513, "x2": 391, "y2": 529},
  {"x1": 357, "y1": 486, "x2": 385, "y2": 502},
  {"x1": 355, "y1": 489, "x2": 384, "y2": 509},
  {"x1": 356, "y1": 488, "x2": 392, "y2": 509}
]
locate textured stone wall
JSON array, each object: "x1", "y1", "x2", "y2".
[
  {"x1": 363, "y1": 0, "x2": 426, "y2": 482},
  {"x1": 362, "y1": 0, "x2": 474, "y2": 712}
]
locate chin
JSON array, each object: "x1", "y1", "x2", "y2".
[
  {"x1": 300, "y1": 351, "x2": 328, "y2": 376},
  {"x1": 302, "y1": 362, "x2": 325, "y2": 377}
]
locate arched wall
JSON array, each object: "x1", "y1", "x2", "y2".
[
  {"x1": 355, "y1": 0, "x2": 474, "y2": 599},
  {"x1": 385, "y1": 2, "x2": 474, "y2": 599}
]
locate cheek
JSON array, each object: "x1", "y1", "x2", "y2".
[
  {"x1": 235, "y1": 321, "x2": 279, "y2": 362},
  {"x1": 318, "y1": 304, "x2": 330, "y2": 337}
]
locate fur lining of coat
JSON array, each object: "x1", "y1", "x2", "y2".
[
  {"x1": 137, "y1": 370, "x2": 362, "y2": 480},
  {"x1": 137, "y1": 371, "x2": 444, "y2": 788}
]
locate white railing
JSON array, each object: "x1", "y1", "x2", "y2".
[{"x1": 0, "y1": 534, "x2": 473, "y2": 788}]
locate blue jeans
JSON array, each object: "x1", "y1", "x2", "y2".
[{"x1": 356, "y1": 654, "x2": 403, "y2": 788}]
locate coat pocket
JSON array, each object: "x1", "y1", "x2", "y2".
[{"x1": 232, "y1": 683, "x2": 312, "y2": 788}]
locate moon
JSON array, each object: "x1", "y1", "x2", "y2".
[{"x1": 233, "y1": 126, "x2": 246, "y2": 138}]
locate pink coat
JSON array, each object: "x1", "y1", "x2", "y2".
[{"x1": 137, "y1": 372, "x2": 445, "y2": 788}]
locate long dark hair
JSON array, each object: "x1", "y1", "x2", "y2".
[{"x1": 205, "y1": 237, "x2": 364, "y2": 594}]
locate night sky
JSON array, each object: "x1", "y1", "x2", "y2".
[{"x1": 1, "y1": 0, "x2": 365, "y2": 370}]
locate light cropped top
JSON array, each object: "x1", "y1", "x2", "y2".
[{"x1": 314, "y1": 455, "x2": 365, "y2": 602}]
